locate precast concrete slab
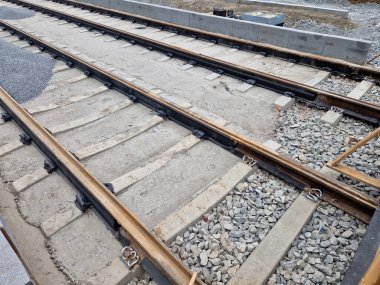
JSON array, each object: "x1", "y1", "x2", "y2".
[
  {"x1": 0, "y1": 144, "x2": 43, "y2": 182},
  {"x1": 17, "y1": 172, "x2": 76, "y2": 227},
  {"x1": 55, "y1": 103, "x2": 156, "y2": 152},
  {"x1": 33, "y1": 89, "x2": 127, "y2": 128},
  {"x1": 48, "y1": 210, "x2": 122, "y2": 283},
  {"x1": 0, "y1": 122, "x2": 21, "y2": 146},
  {"x1": 118, "y1": 140, "x2": 239, "y2": 228},
  {"x1": 83, "y1": 120, "x2": 190, "y2": 182}
]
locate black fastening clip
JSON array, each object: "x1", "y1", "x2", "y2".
[
  {"x1": 103, "y1": 183, "x2": 115, "y2": 194},
  {"x1": 75, "y1": 192, "x2": 91, "y2": 212},
  {"x1": 156, "y1": 110, "x2": 168, "y2": 118},
  {"x1": 322, "y1": 67, "x2": 332, "y2": 72},
  {"x1": 128, "y1": 95, "x2": 137, "y2": 102},
  {"x1": 259, "y1": 51, "x2": 267, "y2": 57},
  {"x1": 166, "y1": 53, "x2": 173, "y2": 58},
  {"x1": 246, "y1": 79, "x2": 256, "y2": 85},
  {"x1": 84, "y1": 70, "x2": 91, "y2": 77},
  {"x1": 66, "y1": 61, "x2": 74, "y2": 68},
  {"x1": 188, "y1": 60, "x2": 197, "y2": 66},
  {"x1": 1, "y1": 112, "x2": 12, "y2": 122},
  {"x1": 216, "y1": 69, "x2": 224, "y2": 75},
  {"x1": 104, "y1": 82, "x2": 112, "y2": 88},
  {"x1": 44, "y1": 159, "x2": 57, "y2": 174},
  {"x1": 19, "y1": 133, "x2": 32, "y2": 145},
  {"x1": 284, "y1": 91, "x2": 295, "y2": 98},
  {"x1": 193, "y1": 129, "x2": 206, "y2": 139},
  {"x1": 233, "y1": 45, "x2": 240, "y2": 50}
]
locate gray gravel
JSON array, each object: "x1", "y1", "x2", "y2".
[
  {"x1": 0, "y1": 6, "x2": 35, "y2": 20},
  {"x1": 274, "y1": 103, "x2": 379, "y2": 198},
  {"x1": 127, "y1": 274, "x2": 157, "y2": 285},
  {"x1": 268, "y1": 202, "x2": 366, "y2": 285},
  {"x1": 170, "y1": 169, "x2": 299, "y2": 284},
  {"x1": 315, "y1": 75, "x2": 358, "y2": 96},
  {"x1": 291, "y1": 1, "x2": 380, "y2": 67},
  {"x1": 0, "y1": 38, "x2": 54, "y2": 103}
]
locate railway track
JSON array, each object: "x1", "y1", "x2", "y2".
[
  {"x1": 1, "y1": 0, "x2": 380, "y2": 125},
  {"x1": 0, "y1": 2, "x2": 379, "y2": 285}
]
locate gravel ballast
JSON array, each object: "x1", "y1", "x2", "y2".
[
  {"x1": 268, "y1": 202, "x2": 366, "y2": 285},
  {"x1": 170, "y1": 169, "x2": 299, "y2": 284},
  {"x1": 274, "y1": 103, "x2": 379, "y2": 198},
  {"x1": 0, "y1": 38, "x2": 54, "y2": 103}
]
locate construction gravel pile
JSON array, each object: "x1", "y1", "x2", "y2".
[
  {"x1": 170, "y1": 170, "x2": 298, "y2": 284},
  {"x1": 0, "y1": 39, "x2": 54, "y2": 103},
  {"x1": 268, "y1": 202, "x2": 366, "y2": 285}
]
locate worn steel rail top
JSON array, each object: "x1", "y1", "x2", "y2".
[
  {"x1": 1, "y1": 20, "x2": 378, "y2": 225},
  {"x1": 5, "y1": 0, "x2": 380, "y2": 125},
  {"x1": 49, "y1": 0, "x2": 380, "y2": 83}
]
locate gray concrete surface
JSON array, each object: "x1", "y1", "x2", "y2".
[
  {"x1": 119, "y1": 140, "x2": 239, "y2": 228},
  {"x1": 55, "y1": 103, "x2": 156, "y2": 151},
  {"x1": 17, "y1": 173, "x2": 76, "y2": 227},
  {"x1": 74, "y1": 0, "x2": 370, "y2": 63},
  {"x1": 0, "y1": 37, "x2": 54, "y2": 103},
  {"x1": 0, "y1": 145, "x2": 43, "y2": 182},
  {"x1": 48, "y1": 210, "x2": 122, "y2": 283},
  {"x1": 84, "y1": 120, "x2": 189, "y2": 182}
]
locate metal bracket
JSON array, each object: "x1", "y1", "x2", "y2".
[
  {"x1": 43, "y1": 159, "x2": 57, "y2": 173},
  {"x1": 284, "y1": 91, "x2": 295, "y2": 98},
  {"x1": 243, "y1": 155, "x2": 257, "y2": 167},
  {"x1": 303, "y1": 188, "x2": 322, "y2": 202},
  {"x1": 75, "y1": 192, "x2": 91, "y2": 212},
  {"x1": 121, "y1": 246, "x2": 140, "y2": 268},
  {"x1": 103, "y1": 183, "x2": 114, "y2": 194},
  {"x1": 1, "y1": 112, "x2": 12, "y2": 122},
  {"x1": 19, "y1": 133, "x2": 32, "y2": 145},
  {"x1": 246, "y1": 79, "x2": 256, "y2": 85},
  {"x1": 192, "y1": 129, "x2": 206, "y2": 139},
  {"x1": 330, "y1": 106, "x2": 344, "y2": 114},
  {"x1": 156, "y1": 110, "x2": 167, "y2": 118}
]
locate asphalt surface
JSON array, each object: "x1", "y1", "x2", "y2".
[
  {"x1": 0, "y1": 38, "x2": 54, "y2": 103},
  {"x1": 0, "y1": 6, "x2": 35, "y2": 19}
]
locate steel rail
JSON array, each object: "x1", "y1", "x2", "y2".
[
  {"x1": 4, "y1": 0, "x2": 380, "y2": 125},
  {"x1": 48, "y1": 0, "x2": 380, "y2": 84},
  {"x1": 0, "y1": 20, "x2": 377, "y2": 223},
  {"x1": 0, "y1": 85, "x2": 204, "y2": 285}
]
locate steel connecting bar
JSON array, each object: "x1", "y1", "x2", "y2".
[
  {"x1": 5, "y1": 0, "x2": 380, "y2": 125},
  {"x1": 0, "y1": 20, "x2": 377, "y2": 223},
  {"x1": 0, "y1": 85, "x2": 203, "y2": 285},
  {"x1": 51, "y1": 0, "x2": 380, "y2": 84}
]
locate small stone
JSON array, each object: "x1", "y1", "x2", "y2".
[
  {"x1": 342, "y1": 230, "x2": 353, "y2": 238},
  {"x1": 199, "y1": 251, "x2": 208, "y2": 266},
  {"x1": 313, "y1": 271, "x2": 325, "y2": 283}
]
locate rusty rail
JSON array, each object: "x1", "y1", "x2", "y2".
[{"x1": 3, "y1": 0, "x2": 380, "y2": 125}]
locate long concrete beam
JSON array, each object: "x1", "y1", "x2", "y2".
[{"x1": 76, "y1": 0, "x2": 371, "y2": 64}]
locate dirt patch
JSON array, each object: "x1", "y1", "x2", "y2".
[{"x1": 144, "y1": 0, "x2": 356, "y2": 30}]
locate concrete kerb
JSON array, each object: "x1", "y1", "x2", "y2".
[{"x1": 75, "y1": 0, "x2": 371, "y2": 64}]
